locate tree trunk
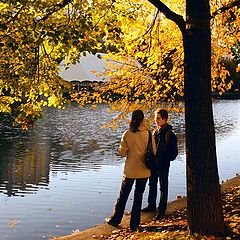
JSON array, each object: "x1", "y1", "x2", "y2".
[{"x1": 184, "y1": 0, "x2": 224, "y2": 235}]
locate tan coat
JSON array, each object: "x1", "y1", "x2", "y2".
[{"x1": 118, "y1": 122, "x2": 157, "y2": 179}]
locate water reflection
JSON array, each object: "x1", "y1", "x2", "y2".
[
  {"x1": 0, "y1": 105, "x2": 123, "y2": 197},
  {"x1": 0, "y1": 101, "x2": 239, "y2": 240},
  {"x1": 0, "y1": 128, "x2": 50, "y2": 196},
  {"x1": 0, "y1": 101, "x2": 240, "y2": 197},
  {"x1": 213, "y1": 100, "x2": 240, "y2": 138}
]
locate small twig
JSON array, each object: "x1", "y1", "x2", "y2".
[
  {"x1": 37, "y1": 0, "x2": 74, "y2": 22},
  {"x1": 147, "y1": 0, "x2": 186, "y2": 33},
  {"x1": 9, "y1": 5, "x2": 25, "y2": 24},
  {"x1": 211, "y1": 0, "x2": 240, "y2": 19}
]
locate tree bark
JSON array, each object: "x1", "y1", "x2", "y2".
[
  {"x1": 148, "y1": 0, "x2": 225, "y2": 235},
  {"x1": 184, "y1": 0, "x2": 224, "y2": 235}
]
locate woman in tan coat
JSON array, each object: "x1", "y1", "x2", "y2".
[{"x1": 106, "y1": 109, "x2": 156, "y2": 230}]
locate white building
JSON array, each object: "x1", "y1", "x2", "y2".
[{"x1": 59, "y1": 53, "x2": 109, "y2": 91}]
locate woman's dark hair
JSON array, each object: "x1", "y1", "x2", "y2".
[{"x1": 130, "y1": 110, "x2": 144, "y2": 132}]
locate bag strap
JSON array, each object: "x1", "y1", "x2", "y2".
[
  {"x1": 155, "y1": 128, "x2": 171, "y2": 150},
  {"x1": 164, "y1": 129, "x2": 172, "y2": 145},
  {"x1": 147, "y1": 130, "x2": 152, "y2": 150}
]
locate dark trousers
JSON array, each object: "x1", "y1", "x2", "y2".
[
  {"x1": 110, "y1": 176, "x2": 148, "y2": 229},
  {"x1": 147, "y1": 167, "x2": 170, "y2": 215}
]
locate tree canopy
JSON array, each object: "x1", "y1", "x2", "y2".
[
  {"x1": 0, "y1": 0, "x2": 239, "y2": 127},
  {"x1": 1, "y1": 0, "x2": 240, "y2": 236}
]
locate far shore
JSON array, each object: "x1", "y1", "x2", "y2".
[{"x1": 54, "y1": 175, "x2": 240, "y2": 240}]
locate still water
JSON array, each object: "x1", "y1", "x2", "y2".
[{"x1": 0, "y1": 100, "x2": 240, "y2": 239}]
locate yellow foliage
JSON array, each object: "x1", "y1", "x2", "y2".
[{"x1": 0, "y1": 0, "x2": 239, "y2": 126}]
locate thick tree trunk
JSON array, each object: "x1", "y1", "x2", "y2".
[{"x1": 184, "y1": 0, "x2": 224, "y2": 235}]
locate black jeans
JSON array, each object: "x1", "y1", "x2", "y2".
[
  {"x1": 110, "y1": 176, "x2": 148, "y2": 229},
  {"x1": 147, "y1": 167, "x2": 170, "y2": 215}
]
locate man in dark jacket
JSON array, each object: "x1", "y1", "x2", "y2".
[{"x1": 142, "y1": 108, "x2": 178, "y2": 220}]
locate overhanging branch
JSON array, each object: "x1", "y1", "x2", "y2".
[
  {"x1": 147, "y1": 0, "x2": 186, "y2": 33},
  {"x1": 38, "y1": 0, "x2": 74, "y2": 22},
  {"x1": 211, "y1": 0, "x2": 240, "y2": 19}
]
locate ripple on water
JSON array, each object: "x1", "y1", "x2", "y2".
[{"x1": 0, "y1": 101, "x2": 240, "y2": 240}]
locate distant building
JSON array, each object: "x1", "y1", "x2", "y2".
[{"x1": 59, "y1": 53, "x2": 109, "y2": 91}]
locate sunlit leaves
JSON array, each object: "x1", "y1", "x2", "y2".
[
  {"x1": 0, "y1": 0, "x2": 93, "y2": 127},
  {"x1": 211, "y1": 0, "x2": 240, "y2": 94},
  {"x1": 72, "y1": 0, "x2": 239, "y2": 125},
  {"x1": 0, "y1": 0, "x2": 239, "y2": 127},
  {"x1": 70, "y1": 0, "x2": 186, "y2": 123}
]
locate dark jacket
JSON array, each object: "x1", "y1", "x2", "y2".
[{"x1": 153, "y1": 124, "x2": 178, "y2": 170}]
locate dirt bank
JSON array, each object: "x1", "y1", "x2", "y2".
[{"x1": 54, "y1": 175, "x2": 240, "y2": 240}]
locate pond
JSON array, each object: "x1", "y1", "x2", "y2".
[{"x1": 0, "y1": 100, "x2": 240, "y2": 239}]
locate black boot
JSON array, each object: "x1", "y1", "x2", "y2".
[
  {"x1": 154, "y1": 212, "x2": 164, "y2": 220},
  {"x1": 141, "y1": 205, "x2": 157, "y2": 212},
  {"x1": 105, "y1": 217, "x2": 119, "y2": 227}
]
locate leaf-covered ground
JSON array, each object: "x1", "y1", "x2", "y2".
[{"x1": 104, "y1": 186, "x2": 240, "y2": 239}]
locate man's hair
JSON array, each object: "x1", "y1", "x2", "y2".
[{"x1": 155, "y1": 108, "x2": 168, "y2": 121}]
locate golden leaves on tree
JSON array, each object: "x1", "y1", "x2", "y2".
[{"x1": 0, "y1": 0, "x2": 239, "y2": 127}]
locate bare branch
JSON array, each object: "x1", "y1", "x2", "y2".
[
  {"x1": 147, "y1": 0, "x2": 185, "y2": 33},
  {"x1": 38, "y1": 0, "x2": 74, "y2": 22},
  {"x1": 11, "y1": 5, "x2": 25, "y2": 23},
  {"x1": 211, "y1": 0, "x2": 240, "y2": 19},
  {"x1": 143, "y1": 9, "x2": 160, "y2": 37}
]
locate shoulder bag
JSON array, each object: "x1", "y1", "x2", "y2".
[{"x1": 144, "y1": 130, "x2": 156, "y2": 169}]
